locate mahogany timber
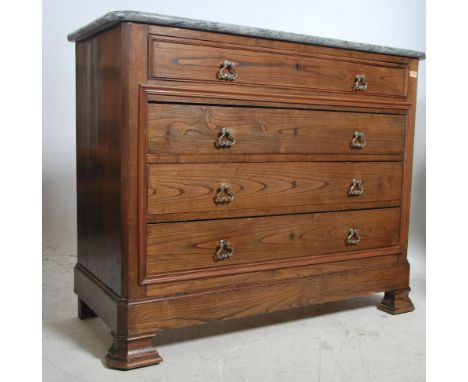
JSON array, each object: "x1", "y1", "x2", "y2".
[{"x1": 71, "y1": 20, "x2": 421, "y2": 370}]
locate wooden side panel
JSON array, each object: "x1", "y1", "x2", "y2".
[
  {"x1": 399, "y1": 58, "x2": 420, "y2": 259},
  {"x1": 75, "y1": 25, "x2": 123, "y2": 295}
]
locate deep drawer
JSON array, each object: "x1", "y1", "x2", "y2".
[
  {"x1": 149, "y1": 37, "x2": 408, "y2": 97},
  {"x1": 147, "y1": 162, "x2": 402, "y2": 220},
  {"x1": 145, "y1": 208, "x2": 401, "y2": 276},
  {"x1": 147, "y1": 104, "x2": 406, "y2": 157}
]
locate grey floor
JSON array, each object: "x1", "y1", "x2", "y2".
[{"x1": 43, "y1": 248, "x2": 425, "y2": 382}]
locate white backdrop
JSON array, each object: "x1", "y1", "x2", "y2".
[{"x1": 43, "y1": 0, "x2": 426, "y2": 278}]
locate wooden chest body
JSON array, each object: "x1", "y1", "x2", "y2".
[{"x1": 70, "y1": 14, "x2": 423, "y2": 369}]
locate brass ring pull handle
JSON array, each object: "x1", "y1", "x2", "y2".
[
  {"x1": 214, "y1": 184, "x2": 234, "y2": 204},
  {"x1": 346, "y1": 228, "x2": 361, "y2": 245},
  {"x1": 353, "y1": 74, "x2": 368, "y2": 91},
  {"x1": 351, "y1": 131, "x2": 367, "y2": 149},
  {"x1": 217, "y1": 60, "x2": 238, "y2": 81},
  {"x1": 348, "y1": 179, "x2": 364, "y2": 196},
  {"x1": 216, "y1": 127, "x2": 236, "y2": 148},
  {"x1": 214, "y1": 240, "x2": 234, "y2": 260}
]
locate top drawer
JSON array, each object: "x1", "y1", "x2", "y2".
[{"x1": 149, "y1": 36, "x2": 408, "y2": 98}]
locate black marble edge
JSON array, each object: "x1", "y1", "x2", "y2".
[{"x1": 67, "y1": 10, "x2": 426, "y2": 59}]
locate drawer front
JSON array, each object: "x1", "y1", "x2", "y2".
[
  {"x1": 147, "y1": 104, "x2": 405, "y2": 156},
  {"x1": 150, "y1": 38, "x2": 408, "y2": 97},
  {"x1": 146, "y1": 208, "x2": 400, "y2": 276},
  {"x1": 147, "y1": 162, "x2": 402, "y2": 219}
]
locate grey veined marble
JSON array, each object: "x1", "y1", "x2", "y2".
[{"x1": 68, "y1": 11, "x2": 425, "y2": 59}]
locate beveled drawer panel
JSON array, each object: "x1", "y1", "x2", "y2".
[
  {"x1": 147, "y1": 162, "x2": 402, "y2": 220},
  {"x1": 147, "y1": 104, "x2": 405, "y2": 157},
  {"x1": 145, "y1": 208, "x2": 400, "y2": 276},
  {"x1": 149, "y1": 37, "x2": 408, "y2": 97}
]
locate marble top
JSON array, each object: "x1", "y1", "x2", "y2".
[{"x1": 68, "y1": 11, "x2": 425, "y2": 59}]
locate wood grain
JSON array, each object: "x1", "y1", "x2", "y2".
[
  {"x1": 122, "y1": 23, "x2": 150, "y2": 300},
  {"x1": 149, "y1": 36, "x2": 408, "y2": 97},
  {"x1": 71, "y1": 21, "x2": 421, "y2": 369},
  {"x1": 145, "y1": 208, "x2": 400, "y2": 276},
  {"x1": 146, "y1": 90, "x2": 410, "y2": 112},
  {"x1": 147, "y1": 162, "x2": 403, "y2": 219},
  {"x1": 146, "y1": 153, "x2": 404, "y2": 164},
  {"x1": 149, "y1": 25, "x2": 413, "y2": 66},
  {"x1": 75, "y1": 24, "x2": 123, "y2": 295},
  {"x1": 147, "y1": 103, "x2": 406, "y2": 156},
  {"x1": 398, "y1": 58, "x2": 420, "y2": 261},
  {"x1": 378, "y1": 287, "x2": 415, "y2": 314},
  {"x1": 145, "y1": 254, "x2": 399, "y2": 297},
  {"x1": 144, "y1": 81, "x2": 413, "y2": 111},
  {"x1": 143, "y1": 246, "x2": 400, "y2": 284},
  {"x1": 106, "y1": 333, "x2": 162, "y2": 370},
  {"x1": 74, "y1": 264, "x2": 119, "y2": 333},
  {"x1": 129, "y1": 261, "x2": 410, "y2": 335}
]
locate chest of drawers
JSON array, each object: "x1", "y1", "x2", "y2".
[{"x1": 69, "y1": 11, "x2": 425, "y2": 370}]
